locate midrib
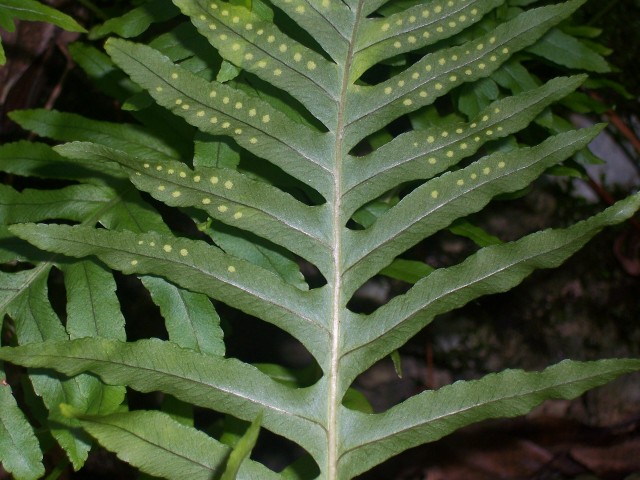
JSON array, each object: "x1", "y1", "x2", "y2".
[{"x1": 327, "y1": 3, "x2": 364, "y2": 479}]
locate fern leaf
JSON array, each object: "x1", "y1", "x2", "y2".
[
  {"x1": 0, "y1": 142, "x2": 84, "y2": 181},
  {"x1": 0, "y1": 184, "x2": 114, "y2": 223},
  {"x1": 60, "y1": 261, "x2": 126, "y2": 341},
  {"x1": 143, "y1": 276, "x2": 225, "y2": 356},
  {"x1": 340, "y1": 358, "x2": 640, "y2": 477},
  {"x1": 0, "y1": 338, "x2": 326, "y2": 459},
  {"x1": 9, "y1": 224, "x2": 330, "y2": 362},
  {"x1": 527, "y1": 27, "x2": 610, "y2": 73},
  {"x1": 88, "y1": 0, "x2": 179, "y2": 39},
  {"x1": 176, "y1": 0, "x2": 340, "y2": 124},
  {"x1": 0, "y1": 0, "x2": 85, "y2": 34},
  {"x1": 2, "y1": 0, "x2": 639, "y2": 478},
  {"x1": 0, "y1": 269, "x2": 116, "y2": 468},
  {"x1": 220, "y1": 412, "x2": 263, "y2": 480},
  {"x1": 9, "y1": 110, "x2": 182, "y2": 162},
  {"x1": 353, "y1": 0, "x2": 503, "y2": 79},
  {"x1": 62, "y1": 410, "x2": 281, "y2": 480},
  {"x1": 0, "y1": 363, "x2": 44, "y2": 480}
]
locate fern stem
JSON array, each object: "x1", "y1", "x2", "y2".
[{"x1": 327, "y1": 3, "x2": 365, "y2": 478}]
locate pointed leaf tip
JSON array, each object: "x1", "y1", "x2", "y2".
[{"x1": 221, "y1": 412, "x2": 263, "y2": 480}]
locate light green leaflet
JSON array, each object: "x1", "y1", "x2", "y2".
[{"x1": 1, "y1": 1, "x2": 639, "y2": 479}]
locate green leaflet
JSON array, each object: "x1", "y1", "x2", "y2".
[
  {"x1": 194, "y1": 133, "x2": 241, "y2": 169},
  {"x1": 527, "y1": 27, "x2": 610, "y2": 73},
  {"x1": 341, "y1": 193, "x2": 640, "y2": 385},
  {"x1": 8, "y1": 224, "x2": 330, "y2": 363},
  {"x1": 2, "y1": 0, "x2": 639, "y2": 479},
  {"x1": 220, "y1": 412, "x2": 263, "y2": 480},
  {"x1": 54, "y1": 141, "x2": 332, "y2": 272},
  {"x1": 143, "y1": 276, "x2": 225, "y2": 356},
  {"x1": 339, "y1": 358, "x2": 640, "y2": 477},
  {"x1": 0, "y1": 184, "x2": 115, "y2": 224},
  {"x1": 343, "y1": 125, "x2": 603, "y2": 290},
  {"x1": 104, "y1": 37, "x2": 335, "y2": 197},
  {"x1": 0, "y1": 0, "x2": 83, "y2": 67},
  {"x1": 60, "y1": 409, "x2": 280, "y2": 480},
  {"x1": 0, "y1": 0, "x2": 85, "y2": 39},
  {"x1": 0, "y1": 338, "x2": 325, "y2": 459},
  {"x1": 61, "y1": 262, "x2": 126, "y2": 341},
  {"x1": 88, "y1": 0, "x2": 179, "y2": 39},
  {"x1": 343, "y1": 74, "x2": 588, "y2": 212},
  {"x1": 379, "y1": 258, "x2": 434, "y2": 283},
  {"x1": 0, "y1": 363, "x2": 44, "y2": 480},
  {"x1": 0, "y1": 141, "x2": 119, "y2": 184},
  {"x1": 9, "y1": 110, "x2": 182, "y2": 163},
  {"x1": 68, "y1": 42, "x2": 141, "y2": 101}
]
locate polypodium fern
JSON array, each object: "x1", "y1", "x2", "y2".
[{"x1": 1, "y1": 0, "x2": 639, "y2": 479}]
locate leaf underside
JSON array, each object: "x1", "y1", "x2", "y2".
[{"x1": 1, "y1": 1, "x2": 639, "y2": 479}]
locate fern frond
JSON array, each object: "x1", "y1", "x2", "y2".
[
  {"x1": 2, "y1": 0, "x2": 638, "y2": 478},
  {"x1": 9, "y1": 110, "x2": 182, "y2": 162},
  {"x1": 0, "y1": 363, "x2": 44, "y2": 480}
]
